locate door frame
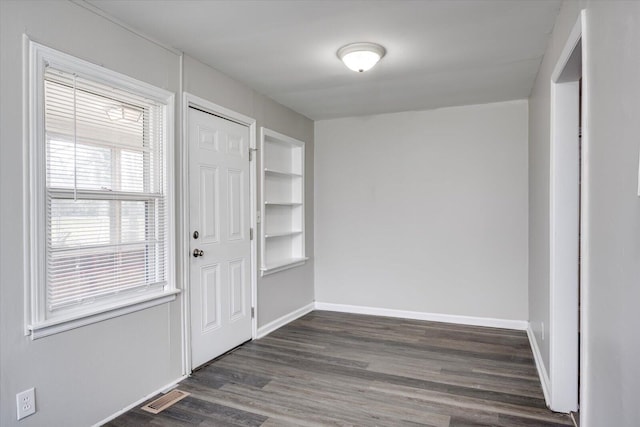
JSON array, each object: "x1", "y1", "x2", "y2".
[
  {"x1": 180, "y1": 92, "x2": 258, "y2": 373},
  {"x1": 549, "y1": 9, "x2": 589, "y2": 416}
]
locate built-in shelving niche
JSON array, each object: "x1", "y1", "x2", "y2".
[{"x1": 260, "y1": 128, "x2": 307, "y2": 276}]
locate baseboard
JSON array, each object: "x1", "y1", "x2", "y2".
[
  {"x1": 92, "y1": 375, "x2": 188, "y2": 427},
  {"x1": 527, "y1": 324, "x2": 551, "y2": 407},
  {"x1": 256, "y1": 302, "x2": 315, "y2": 339},
  {"x1": 314, "y1": 302, "x2": 528, "y2": 330}
]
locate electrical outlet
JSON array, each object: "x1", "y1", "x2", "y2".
[{"x1": 16, "y1": 388, "x2": 36, "y2": 420}]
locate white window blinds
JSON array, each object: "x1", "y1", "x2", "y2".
[{"x1": 43, "y1": 66, "x2": 168, "y2": 314}]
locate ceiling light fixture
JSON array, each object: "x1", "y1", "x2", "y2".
[{"x1": 337, "y1": 42, "x2": 386, "y2": 73}]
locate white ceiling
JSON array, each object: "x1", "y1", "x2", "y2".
[{"x1": 86, "y1": 0, "x2": 561, "y2": 120}]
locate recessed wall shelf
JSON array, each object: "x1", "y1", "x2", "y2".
[
  {"x1": 264, "y1": 202, "x2": 303, "y2": 206},
  {"x1": 264, "y1": 168, "x2": 302, "y2": 178},
  {"x1": 261, "y1": 257, "x2": 309, "y2": 276},
  {"x1": 265, "y1": 230, "x2": 303, "y2": 239},
  {"x1": 260, "y1": 128, "x2": 306, "y2": 276}
]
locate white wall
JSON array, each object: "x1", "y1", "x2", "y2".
[
  {"x1": 0, "y1": 2, "x2": 314, "y2": 425},
  {"x1": 583, "y1": 2, "x2": 640, "y2": 423},
  {"x1": 315, "y1": 101, "x2": 529, "y2": 321},
  {"x1": 0, "y1": 2, "x2": 182, "y2": 426},
  {"x1": 529, "y1": 1, "x2": 640, "y2": 425},
  {"x1": 182, "y1": 56, "x2": 315, "y2": 328}
]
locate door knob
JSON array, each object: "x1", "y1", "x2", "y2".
[{"x1": 193, "y1": 248, "x2": 204, "y2": 258}]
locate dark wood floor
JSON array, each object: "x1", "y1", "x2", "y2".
[{"x1": 106, "y1": 311, "x2": 573, "y2": 426}]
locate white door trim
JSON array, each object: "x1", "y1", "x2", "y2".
[
  {"x1": 578, "y1": 10, "x2": 590, "y2": 426},
  {"x1": 181, "y1": 92, "x2": 257, "y2": 374},
  {"x1": 548, "y1": 9, "x2": 588, "y2": 416}
]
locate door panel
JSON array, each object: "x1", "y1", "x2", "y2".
[
  {"x1": 201, "y1": 264, "x2": 221, "y2": 331},
  {"x1": 227, "y1": 169, "x2": 244, "y2": 241},
  {"x1": 229, "y1": 258, "x2": 246, "y2": 321},
  {"x1": 199, "y1": 166, "x2": 219, "y2": 242},
  {"x1": 189, "y1": 108, "x2": 252, "y2": 369}
]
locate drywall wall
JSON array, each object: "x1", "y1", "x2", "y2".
[
  {"x1": 582, "y1": 3, "x2": 640, "y2": 423},
  {"x1": 315, "y1": 100, "x2": 528, "y2": 321},
  {"x1": 182, "y1": 56, "x2": 315, "y2": 328},
  {"x1": 0, "y1": 2, "x2": 182, "y2": 426},
  {"x1": 583, "y1": 3, "x2": 640, "y2": 424},
  {"x1": 528, "y1": 1, "x2": 640, "y2": 425}
]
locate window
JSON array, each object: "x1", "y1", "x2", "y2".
[{"x1": 27, "y1": 42, "x2": 177, "y2": 338}]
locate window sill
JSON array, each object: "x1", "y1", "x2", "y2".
[{"x1": 28, "y1": 289, "x2": 181, "y2": 339}]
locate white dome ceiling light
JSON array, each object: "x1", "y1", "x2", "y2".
[{"x1": 337, "y1": 42, "x2": 386, "y2": 73}]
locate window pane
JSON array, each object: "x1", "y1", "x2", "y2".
[
  {"x1": 50, "y1": 199, "x2": 155, "y2": 249},
  {"x1": 47, "y1": 139, "x2": 113, "y2": 190},
  {"x1": 50, "y1": 199, "x2": 112, "y2": 248},
  {"x1": 45, "y1": 77, "x2": 145, "y2": 150},
  {"x1": 120, "y1": 150, "x2": 144, "y2": 192},
  {"x1": 121, "y1": 201, "x2": 146, "y2": 243},
  {"x1": 47, "y1": 243, "x2": 156, "y2": 311}
]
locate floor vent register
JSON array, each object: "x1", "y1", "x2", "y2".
[{"x1": 141, "y1": 389, "x2": 190, "y2": 414}]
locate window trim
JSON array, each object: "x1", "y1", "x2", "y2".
[{"x1": 25, "y1": 40, "x2": 177, "y2": 339}]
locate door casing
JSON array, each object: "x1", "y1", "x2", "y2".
[
  {"x1": 548, "y1": 9, "x2": 589, "y2": 417},
  {"x1": 180, "y1": 92, "x2": 257, "y2": 374}
]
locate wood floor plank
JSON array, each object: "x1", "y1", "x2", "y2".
[
  {"x1": 105, "y1": 310, "x2": 573, "y2": 426},
  {"x1": 367, "y1": 382, "x2": 572, "y2": 424}
]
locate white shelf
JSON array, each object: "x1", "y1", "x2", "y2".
[
  {"x1": 260, "y1": 257, "x2": 309, "y2": 276},
  {"x1": 264, "y1": 201, "x2": 302, "y2": 206},
  {"x1": 264, "y1": 168, "x2": 302, "y2": 178},
  {"x1": 260, "y1": 127, "x2": 306, "y2": 277},
  {"x1": 265, "y1": 230, "x2": 303, "y2": 238}
]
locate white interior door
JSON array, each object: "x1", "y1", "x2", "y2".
[{"x1": 188, "y1": 107, "x2": 252, "y2": 369}]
